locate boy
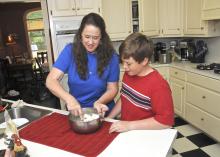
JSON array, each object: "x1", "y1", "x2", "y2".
[{"x1": 108, "y1": 33, "x2": 174, "y2": 133}]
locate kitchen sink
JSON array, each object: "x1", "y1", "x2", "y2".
[{"x1": 0, "y1": 105, "x2": 52, "y2": 131}]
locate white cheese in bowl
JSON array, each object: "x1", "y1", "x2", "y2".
[{"x1": 82, "y1": 113, "x2": 99, "y2": 122}]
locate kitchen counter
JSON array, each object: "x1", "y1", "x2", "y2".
[
  {"x1": 150, "y1": 61, "x2": 220, "y2": 80},
  {"x1": 0, "y1": 99, "x2": 177, "y2": 157}
]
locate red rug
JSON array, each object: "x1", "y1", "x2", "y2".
[{"x1": 19, "y1": 113, "x2": 119, "y2": 157}]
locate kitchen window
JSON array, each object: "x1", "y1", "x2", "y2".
[{"x1": 25, "y1": 10, "x2": 47, "y2": 58}]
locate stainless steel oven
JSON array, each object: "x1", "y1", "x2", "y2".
[{"x1": 52, "y1": 17, "x2": 82, "y2": 61}]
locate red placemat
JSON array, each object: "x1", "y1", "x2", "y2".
[{"x1": 19, "y1": 113, "x2": 119, "y2": 157}]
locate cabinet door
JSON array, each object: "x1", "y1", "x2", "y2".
[
  {"x1": 48, "y1": 0, "x2": 76, "y2": 17},
  {"x1": 202, "y1": 0, "x2": 220, "y2": 20},
  {"x1": 159, "y1": 0, "x2": 182, "y2": 36},
  {"x1": 170, "y1": 77, "x2": 185, "y2": 117},
  {"x1": 75, "y1": 0, "x2": 100, "y2": 15},
  {"x1": 102, "y1": 0, "x2": 132, "y2": 40},
  {"x1": 139, "y1": 0, "x2": 159, "y2": 36},
  {"x1": 184, "y1": 0, "x2": 206, "y2": 35}
]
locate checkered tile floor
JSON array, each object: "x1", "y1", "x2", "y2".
[{"x1": 172, "y1": 117, "x2": 220, "y2": 157}]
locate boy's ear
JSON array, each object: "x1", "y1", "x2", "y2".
[{"x1": 142, "y1": 57, "x2": 149, "y2": 66}]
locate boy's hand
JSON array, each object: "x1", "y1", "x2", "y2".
[{"x1": 109, "y1": 121, "x2": 131, "y2": 133}]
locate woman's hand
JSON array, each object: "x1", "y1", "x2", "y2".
[
  {"x1": 93, "y1": 101, "x2": 109, "y2": 117},
  {"x1": 67, "y1": 100, "x2": 83, "y2": 118},
  {"x1": 109, "y1": 121, "x2": 131, "y2": 133}
]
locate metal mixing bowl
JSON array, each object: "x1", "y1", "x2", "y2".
[{"x1": 68, "y1": 108, "x2": 102, "y2": 134}]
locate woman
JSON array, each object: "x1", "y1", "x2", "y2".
[{"x1": 46, "y1": 13, "x2": 120, "y2": 117}]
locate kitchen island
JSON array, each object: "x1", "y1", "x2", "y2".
[{"x1": 0, "y1": 99, "x2": 177, "y2": 157}]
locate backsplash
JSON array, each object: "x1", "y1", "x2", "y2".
[
  {"x1": 113, "y1": 36, "x2": 220, "y2": 63},
  {"x1": 205, "y1": 37, "x2": 220, "y2": 63}
]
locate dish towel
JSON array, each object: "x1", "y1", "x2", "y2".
[{"x1": 19, "y1": 113, "x2": 119, "y2": 157}]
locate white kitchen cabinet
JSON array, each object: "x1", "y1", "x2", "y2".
[
  {"x1": 139, "y1": 0, "x2": 159, "y2": 36},
  {"x1": 185, "y1": 103, "x2": 220, "y2": 142},
  {"x1": 183, "y1": 0, "x2": 220, "y2": 36},
  {"x1": 101, "y1": 0, "x2": 132, "y2": 41},
  {"x1": 202, "y1": 0, "x2": 220, "y2": 20},
  {"x1": 159, "y1": 0, "x2": 183, "y2": 37},
  {"x1": 47, "y1": 0, "x2": 101, "y2": 17},
  {"x1": 169, "y1": 67, "x2": 186, "y2": 117},
  {"x1": 170, "y1": 77, "x2": 185, "y2": 117},
  {"x1": 185, "y1": 71, "x2": 220, "y2": 142}
]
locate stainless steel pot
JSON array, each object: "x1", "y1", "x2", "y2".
[{"x1": 68, "y1": 108, "x2": 102, "y2": 134}]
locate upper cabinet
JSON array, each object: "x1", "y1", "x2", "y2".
[
  {"x1": 101, "y1": 0, "x2": 132, "y2": 41},
  {"x1": 183, "y1": 0, "x2": 220, "y2": 37},
  {"x1": 139, "y1": 0, "x2": 159, "y2": 36},
  {"x1": 159, "y1": 0, "x2": 182, "y2": 36},
  {"x1": 183, "y1": 0, "x2": 206, "y2": 35},
  {"x1": 47, "y1": 0, "x2": 101, "y2": 17},
  {"x1": 202, "y1": 0, "x2": 220, "y2": 20}
]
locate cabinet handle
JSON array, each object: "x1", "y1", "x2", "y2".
[
  {"x1": 201, "y1": 118, "x2": 204, "y2": 121},
  {"x1": 72, "y1": 8, "x2": 75, "y2": 10},
  {"x1": 182, "y1": 87, "x2": 184, "y2": 90},
  {"x1": 129, "y1": 31, "x2": 131, "y2": 33},
  {"x1": 177, "y1": 28, "x2": 180, "y2": 31},
  {"x1": 175, "y1": 72, "x2": 178, "y2": 75},
  {"x1": 202, "y1": 96, "x2": 206, "y2": 99},
  {"x1": 77, "y1": 8, "x2": 80, "y2": 10},
  {"x1": 201, "y1": 27, "x2": 204, "y2": 30}
]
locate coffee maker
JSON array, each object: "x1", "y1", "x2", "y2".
[
  {"x1": 179, "y1": 42, "x2": 189, "y2": 61},
  {"x1": 154, "y1": 42, "x2": 166, "y2": 62}
]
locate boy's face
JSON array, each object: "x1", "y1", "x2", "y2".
[{"x1": 122, "y1": 57, "x2": 148, "y2": 76}]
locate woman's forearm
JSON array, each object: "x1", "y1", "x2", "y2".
[
  {"x1": 46, "y1": 68, "x2": 79, "y2": 107},
  {"x1": 95, "y1": 82, "x2": 118, "y2": 104}
]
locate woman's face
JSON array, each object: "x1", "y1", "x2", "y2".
[{"x1": 81, "y1": 24, "x2": 101, "y2": 52}]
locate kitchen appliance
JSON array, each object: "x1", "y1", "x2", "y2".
[
  {"x1": 179, "y1": 42, "x2": 189, "y2": 61},
  {"x1": 159, "y1": 52, "x2": 172, "y2": 64},
  {"x1": 52, "y1": 17, "x2": 82, "y2": 61},
  {"x1": 196, "y1": 63, "x2": 220, "y2": 74},
  {"x1": 190, "y1": 40, "x2": 208, "y2": 63},
  {"x1": 154, "y1": 42, "x2": 166, "y2": 62}
]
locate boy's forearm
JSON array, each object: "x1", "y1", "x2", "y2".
[{"x1": 129, "y1": 117, "x2": 171, "y2": 130}]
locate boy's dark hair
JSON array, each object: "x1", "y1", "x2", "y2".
[{"x1": 119, "y1": 32, "x2": 154, "y2": 63}]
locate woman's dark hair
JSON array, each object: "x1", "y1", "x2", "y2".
[
  {"x1": 73, "y1": 13, "x2": 114, "y2": 80},
  {"x1": 119, "y1": 32, "x2": 153, "y2": 63}
]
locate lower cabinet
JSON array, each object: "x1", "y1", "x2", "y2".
[
  {"x1": 185, "y1": 71, "x2": 220, "y2": 142},
  {"x1": 185, "y1": 103, "x2": 220, "y2": 141},
  {"x1": 170, "y1": 77, "x2": 185, "y2": 117}
]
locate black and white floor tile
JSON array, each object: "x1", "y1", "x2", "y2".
[{"x1": 172, "y1": 117, "x2": 220, "y2": 157}]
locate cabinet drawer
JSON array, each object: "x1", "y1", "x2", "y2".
[
  {"x1": 170, "y1": 67, "x2": 186, "y2": 81},
  {"x1": 186, "y1": 83, "x2": 220, "y2": 118},
  {"x1": 187, "y1": 72, "x2": 220, "y2": 93},
  {"x1": 185, "y1": 103, "x2": 220, "y2": 142}
]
